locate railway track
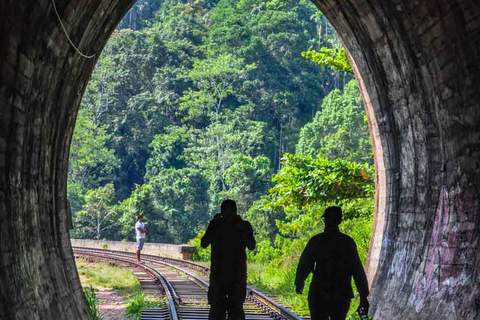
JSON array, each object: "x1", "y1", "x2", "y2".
[{"x1": 73, "y1": 247, "x2": 306, "y2": 320}]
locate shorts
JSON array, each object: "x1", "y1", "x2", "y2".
[{"x1": 137, "y1": 238, "x2": 145, "y2": 250}]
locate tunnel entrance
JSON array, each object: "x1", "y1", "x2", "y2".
[
  {"x1": 1, "y1": 1, "x2": 480, "y2": 319},
  {"x1": 68, "y1": 3, "x2": 376, "y2": 318}
]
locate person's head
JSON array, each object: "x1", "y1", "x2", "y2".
[
  {"x1": 221, "y1": 199, "x2": 237, "y2": 216},
  {"x1": 322, "y1": 206, "x2": 342, "y2": 227},
  {"x1": 138, "y1": 215, "x2": 144, "y2": 222}
]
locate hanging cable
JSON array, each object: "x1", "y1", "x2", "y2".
[{"x1": 51, "y1": 0, "x2": 96, "y2": 59}]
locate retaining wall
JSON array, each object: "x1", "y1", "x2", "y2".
[{"x1": 71, "y1": 239, "x2": 196, "y2": 260}]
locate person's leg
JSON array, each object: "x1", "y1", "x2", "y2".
[
  {"x1": 226, "y1": 301, "x2": 244, "y2": 320},
  {"x1": 137, "y1": 238, "x2": 145, "y2": 262},
  {"x1": 227, "y1": 282, "x2": 246, "y2": 320},
  {"x1": 208, "y1": 282, "x2": 227, "y2": 320},
  {"x1": 308, "y1": 294, "x2": 329, "y2": 320},
  {"x1": 210, "y1": 301, "x2": 227, "y2": 320},
  {"x1": 328, "y1": 299, "x2": 351, "y2": 320}
]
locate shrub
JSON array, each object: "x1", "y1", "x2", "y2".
[
  {"x1": 188, "y1": 231, "x2": 211, "y2": 262},
  {"x1": 83, "y1": 286, "x2": 103, "y2": 320}
]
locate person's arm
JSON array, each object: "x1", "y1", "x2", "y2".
[
  {"x1": 245, "y1": 222, "x2": 256, "y2": 250},
  {"x1": 351, "y1": 241, "x2": 369, "y2": 312},
  {"x1": 136, "y1": 223, "x2": 146, "y2": 234},
  {"x1": 295, "y1": 238, "x2": 316, "y2": 294},
  {"x1": 201, "y1": 220, "x2": 215, "y2": 248}
]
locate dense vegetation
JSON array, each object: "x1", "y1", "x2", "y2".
[{"x1": 69, "y1": 0, "x2": 374, "y2": 318}]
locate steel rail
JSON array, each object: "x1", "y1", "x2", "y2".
[
  {"x1": 74, "y1": 249, "x2": 179, "y2": 320},
  {"x1": 73, "y1": 247, "x2": 305, "y2": 320}
]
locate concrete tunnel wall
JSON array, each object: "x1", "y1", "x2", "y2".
[{"x1": 0, "y1": 0, "x2": 480, "y2": 319}]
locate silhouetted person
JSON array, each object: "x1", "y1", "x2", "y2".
[
  {"x1": 201, "y1": 199, "x2": 256, "y2": 320},
  {"x1": 295, "y1": 206, "x2": 369, "y2": 320}
]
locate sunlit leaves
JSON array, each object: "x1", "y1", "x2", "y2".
[
  {"x1": 301, "y1": 47, "x2": 353, "y2": 74},
  {"x1": 268, "y1": 153, "x2": 374, "y2": 208}
]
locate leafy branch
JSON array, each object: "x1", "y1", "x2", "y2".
[{"x1": 301, "y1": 47, "x2": 353, "y2": 74}]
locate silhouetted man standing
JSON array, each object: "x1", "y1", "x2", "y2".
[
  {"x1": 295, "y1": 206, "x2": 369, "y2": 320},
  {"x1": 201, "y1": 199, "x2": 256, "y2": 320}
]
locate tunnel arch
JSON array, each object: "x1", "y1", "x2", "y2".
[{"x1": 1, "y1": 1, "x2": 480, "y2": 319}]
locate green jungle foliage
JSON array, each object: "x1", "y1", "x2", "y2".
[
  {"x1": 69, "y1": 0, "x2": 374, "y2": 318},
  {"x1": 243, "y1": 154, "x2": 374, "y2": 319}
]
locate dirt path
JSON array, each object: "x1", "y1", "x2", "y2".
[{"x1": 96, "y1": 288, "x2": 128, "y2": 320}]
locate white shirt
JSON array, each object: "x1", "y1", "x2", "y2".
[{"x1": 135, "y1": 221, "x2": 146, "y2": 239}]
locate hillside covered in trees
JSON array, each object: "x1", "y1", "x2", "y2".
[
  {"x1": 69, "y1": 0, "x2": 371, "y2": 241},
  {"x1": 69, "y1": 0, "x2": 374, "y2": 317}
]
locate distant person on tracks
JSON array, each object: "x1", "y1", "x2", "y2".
[
  {"x1": 136, "y1": 215, "x2": 147, "y2": 264},
  {"x1": 201, "y1": 199, "x2": 256, "y2": 320},
  {"x1": 295, "y1": 206, "x2": 369, "y2": 320}
]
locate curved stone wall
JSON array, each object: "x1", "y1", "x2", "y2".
[{"x1": 313, "y1": 1, "x2": 480, "y2": 319}]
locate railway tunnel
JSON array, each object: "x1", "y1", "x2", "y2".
[{"x1": 1, "y1": 0, "x2": 480, "y2": 319}]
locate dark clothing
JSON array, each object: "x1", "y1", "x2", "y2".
[
  {"x1": 308, "y1": 296, "x2": 350, "y2": 320},
  {"x1": 201, "y1": 214, "x2": 256, "y2": 320},
  {"x1": 295, "y1": 230, "x2": 369, "y2": 320},
  {"x1": 208, "y1": 278, "x2": 247, "y2": 320}
]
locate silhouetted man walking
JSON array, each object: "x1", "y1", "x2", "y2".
[
  {"x1": 201, "y1": 199, "x2": 256, "y2": 320},
  {"x1": 295, "y1": 206, "x2": 369, "y2": 320}
]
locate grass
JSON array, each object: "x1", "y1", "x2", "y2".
[
  {"x1": 125, "y1": 292, "x2": 165, "y2": 319},
  {"x1": 76, "y1": 258, "x2": 142, "y2": 298},
  {"x1": 247, "y1": 262, "x2": 363, "y2": 320},
  {"x1": 248, "y1": 262, "x2": 310, "y2": 316},
  {"x1": 76, "y1": 258, "x2": 164, "y2": 319}
]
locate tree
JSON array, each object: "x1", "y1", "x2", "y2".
[
  {"x1": 184, "y1": 108, "x2": 268, "y2": 215},
  {"x1": 205, "y1": 0, "x2": 326, "y2": 168},
  {"x1": 268, "y1": 153, "x2": 374, "y2": 208},
  {"x1": 68, "y1": 109, "x2": 119, "y2": 213},
  {"x1": 72, "y1": 184, "x2": 119, "y2": 240},
  {"x1": 296, "y1": 80, "x2": 372, "y2": 163},
  {"x1": 224, "y1": 154, "x2": 272, "y2": 213},
  {"x1": 147, "y1": 167, "x2": 210, "y2": 243},
  {"x1": 245, "y1": 153, "x2": 374, "y2": 253},
  {"x1": 178, "y1": 54, "x2": 254, "y2": 126},
  {"x1": 145, "y1": 126, "x2": 191, "y2": 178}
]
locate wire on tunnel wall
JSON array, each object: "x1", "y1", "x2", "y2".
[{"x1": 51, "y1": 0, "x2": 96, "y2": 59}]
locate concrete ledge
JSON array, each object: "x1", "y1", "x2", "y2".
[{"x1": 71, "y1": 239, "x2": 196, "y2": 260}]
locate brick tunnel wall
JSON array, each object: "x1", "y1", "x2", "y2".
[
  {"x1": 0, "y1": 1, "x2": 136, "y2": 319},
  {"x1": 0, "y1": 0, "x2": 480, "y2": 319},
  {"x1": 312, "y1": 1, "x2": 480, "y2": 319}
]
